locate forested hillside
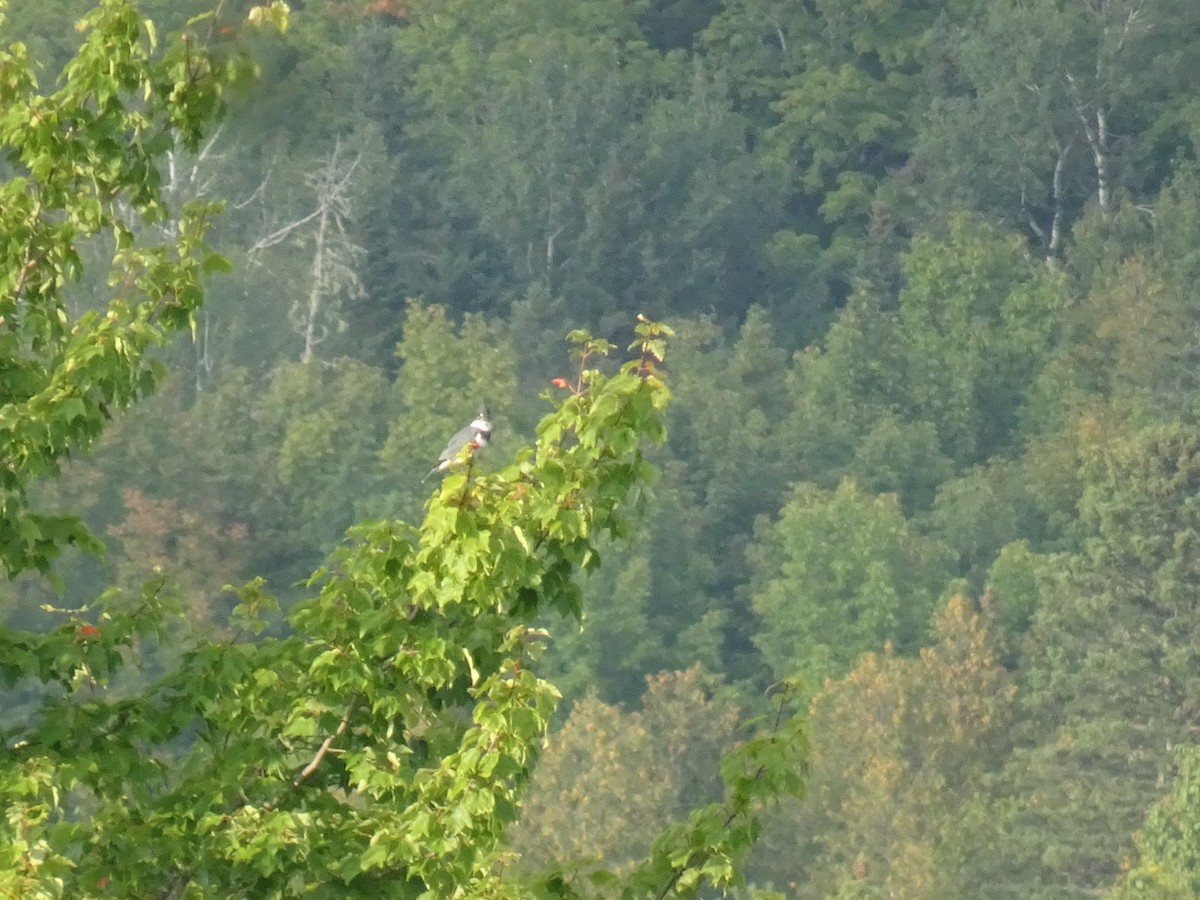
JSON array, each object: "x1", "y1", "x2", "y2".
[{"x1": 5, "y1": 0, "x2": 1200, "y2": 896}]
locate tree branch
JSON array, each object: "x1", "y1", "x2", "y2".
[
  {"x1": 247, "y1": 207, "x2": 324, "y2": 256},
  {"x1": 651, "y1": 687, "x2": 797, "y2": 900},
  {"x1": 259, "y1": 694, "x2": 363, "y2": 814},
  {"x1": 292, "y1": 704, "x2": 354, "y2": 790}
]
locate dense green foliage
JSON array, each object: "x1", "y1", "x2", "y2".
[{"x1": 5, "y1": 0, "x2": 1200, "y2": 895}]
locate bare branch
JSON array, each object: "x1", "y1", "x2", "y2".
[
  {"x1": 194, "y1": 123, "x2": 225, "y2": 167},
  {"x1": 247, "y1": 207, "x2": 323, "y2": 256},
  {"x1": 233, "y1": 162, "x2": 273, "y2": 210},
  {"x1": 293, "y1": 709, "x2": 352, "y2": 789}
]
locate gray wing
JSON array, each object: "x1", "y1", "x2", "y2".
[{"x1": 438, "y1": 423, "x2": 477, "y2": 463}]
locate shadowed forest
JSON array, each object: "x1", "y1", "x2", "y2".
[{"x1": 5, "y1": 0, "x2": 1200, "y2": 896}]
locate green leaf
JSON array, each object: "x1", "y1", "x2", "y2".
[{"x1": 201, "y1": 251, "x2": 233, "y2": 274}]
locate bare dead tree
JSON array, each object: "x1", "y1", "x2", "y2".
[
  {"x1": 1064, "y1": 0, "x2": 1148, "y2": 223},
  {"x1": 248, "y1": 139, "x2": 365, "y2": 364}
]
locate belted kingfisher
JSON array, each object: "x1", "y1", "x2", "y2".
[{"x1": 423, "y1": 405, "x2": 493, "y2": 481}]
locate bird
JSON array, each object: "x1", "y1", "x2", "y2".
[{"x1": 423, "y1": 405, "x2": 493, "y2": 481}]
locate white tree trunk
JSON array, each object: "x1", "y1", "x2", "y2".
[{"x1": 301, "y1": 199, "x2": 331, "y2": 364}]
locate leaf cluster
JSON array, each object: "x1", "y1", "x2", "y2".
[{"x1": 0, "y1": 0, "x2": 258, "y2": 580}]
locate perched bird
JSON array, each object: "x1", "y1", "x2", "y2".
[{"x1": 423, "y1": 405, "x2": 493, "y2": 481}]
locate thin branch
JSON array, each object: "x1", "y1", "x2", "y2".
[
  {"x1": 247, "y1": 207, "x2": 324, "y2": 256},
  {"x1": 255, "y1": 694, "x2": 363, "y2": 816},
  {"x1": 292, "y1": 705, "x2": 353, "y2": 790},
  {"x1": 194, "y1": 123, "x2": 224, "y2": 168},
  {"x1": 233, "y1": 163, "x2": 273, "y2": 210},
  {"x1": 1112, "y1": 1, "x2": 1144, "y2": 56}
]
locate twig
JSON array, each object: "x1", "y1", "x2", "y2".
[
  {"x1": 292, "y1": 705, "x2": 354, "y2": 789},
  {"x1": 258, "y1": 694, "x2": 362, "y2": 814}
]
